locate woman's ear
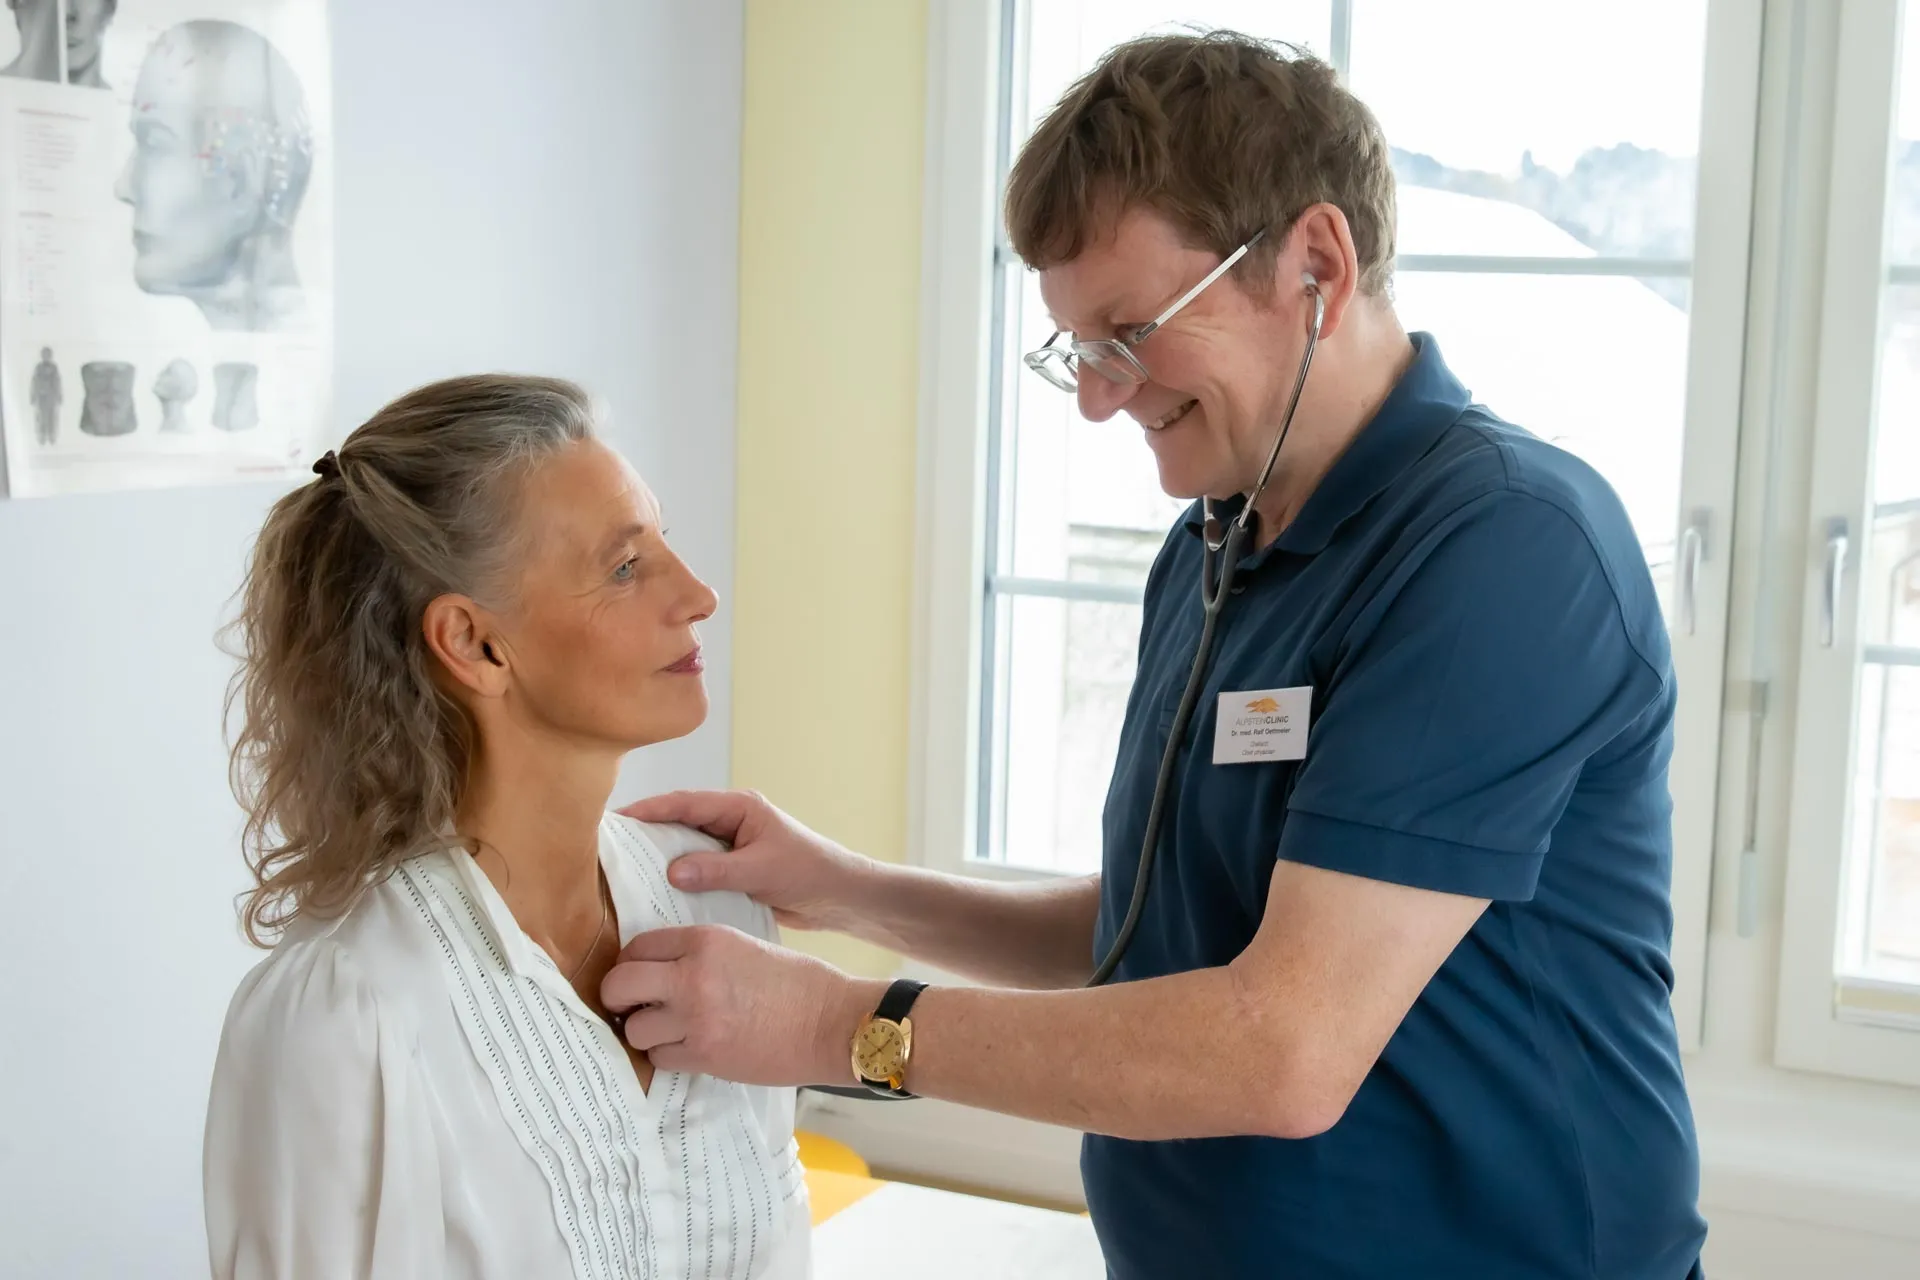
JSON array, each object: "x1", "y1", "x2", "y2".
[{"x1": 422, "y1": 594, "x2": 509, "y2": 698}]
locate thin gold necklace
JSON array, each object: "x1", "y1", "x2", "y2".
[{"x1": 565, "y1": 873, "x2": 612, "y2": 985}]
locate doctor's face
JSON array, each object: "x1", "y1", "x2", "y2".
[{"x1": 1035, "y1": 207, "x2": 1317, "y2": 503}]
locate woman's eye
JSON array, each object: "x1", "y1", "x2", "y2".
[{"x1": 612, "y1": 557, "x2": 637, "y2": 583}]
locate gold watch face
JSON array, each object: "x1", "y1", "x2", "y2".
[{"x1": 852, "y1": 1017, "x2": 908, "y2": 1082}]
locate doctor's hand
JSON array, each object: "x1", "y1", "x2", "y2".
[
  {"x1": 600, "y1": 923, "x2": 883, "y2": 1087},
  {"x1": 618, "y1": 790, "x2": 872, "y2": 933}
]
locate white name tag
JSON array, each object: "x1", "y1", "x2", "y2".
[{"x1": 1213, "y1": 686, "x2": 1312, "y2": 765}]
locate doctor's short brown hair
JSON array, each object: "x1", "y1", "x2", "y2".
[{"x1": 1004, "y1": 30, "x2": 1397, "y2": 297}]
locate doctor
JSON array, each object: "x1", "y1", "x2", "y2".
[{"x1": 608, "y1": 31, "x2": 1707, "y2": 1279}]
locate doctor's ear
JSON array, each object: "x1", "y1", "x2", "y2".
[
  {"x1": 422, "y1": 594, "x2": 510, "y2": 697},
  {"x1": 1280, "y1": 202, "x2": 1363, "y2": 336}
]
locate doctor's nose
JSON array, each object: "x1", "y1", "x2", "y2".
[{"x1": 1076, "y1": 367, "x2": 1141, "y2": 423}]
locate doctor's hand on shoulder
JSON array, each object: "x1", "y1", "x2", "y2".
[{"x1": 621, "y1": 790, "x2": 875, "y2": 933}]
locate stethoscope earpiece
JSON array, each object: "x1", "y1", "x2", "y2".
[{"x1": 1302, "y1": 272, "x2": 1326, "y2": 339}]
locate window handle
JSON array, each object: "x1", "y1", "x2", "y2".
[
  {"x1": 1821, "y1": 518, "x2": 1850, "y2": 649},
  {"x1": 1677, "y1": 509, "x2": 1709, "y2": 637}
]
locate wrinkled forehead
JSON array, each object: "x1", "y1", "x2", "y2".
[{"x1": 521, "y1": 440, "x2": 662, "y2": 564}]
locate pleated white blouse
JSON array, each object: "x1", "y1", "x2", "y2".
[{"x1": 204, "y1": 816, "x2": 812, "y2": 1280}]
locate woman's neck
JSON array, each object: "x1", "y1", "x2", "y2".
[{"x1": 457, "y1": 737, "x2": 621, "y2": 945}]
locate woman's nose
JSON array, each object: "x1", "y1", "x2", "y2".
[
  {"x1": 1076, "y1": 370, "x2": 1140, "y2": 423},
  {"x1": 675, "y1": 557, "x2": 719, "y2": 625}
]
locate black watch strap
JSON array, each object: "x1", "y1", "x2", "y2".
[{"x1": 873, "y1": 978, "x2": 927, "y2": 1025}]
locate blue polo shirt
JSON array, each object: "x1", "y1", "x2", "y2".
[{"x1": 1083, "y1": 335, "x2": 1706, "y2": 1279}]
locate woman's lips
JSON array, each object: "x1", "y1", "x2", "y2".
[{"x1": 665, "y1": 646, "x2": 704, "y2": 675}]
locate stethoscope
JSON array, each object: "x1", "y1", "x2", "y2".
[{"x1": 1086, "y1": 273, "x2": 1326, "y2": 987}]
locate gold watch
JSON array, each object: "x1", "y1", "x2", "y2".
[{"x1": 850, "y1": 979, "x2": 927, "y2": 1098}]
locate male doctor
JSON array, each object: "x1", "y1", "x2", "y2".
[{"x1": 608, "y1": 32, "x2": 1707, "y2": 1279}]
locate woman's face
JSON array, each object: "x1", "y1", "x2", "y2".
[{"x1": 481, "y1": 439, "x2": 717, "y2": 753}]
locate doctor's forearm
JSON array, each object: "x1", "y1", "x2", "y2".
[
  {"x1": 836, "y1": 862, "x2": 1100, "y2": 990},
  {"x1": 857, "y1": 965, "x2": 1336, "y2": 1142}
]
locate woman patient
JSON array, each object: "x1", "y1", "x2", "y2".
[{"x1": 205, "y1": 375, "x2": 810, "y2": 1278}]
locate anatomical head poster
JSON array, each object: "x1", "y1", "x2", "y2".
[{"x1": 0, "y1": 0, "x2": 332, "y2": 498}]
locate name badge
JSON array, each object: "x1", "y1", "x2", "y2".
[{"x1": 1213, "y1": 686, "x2": 1312, "y2": 765}]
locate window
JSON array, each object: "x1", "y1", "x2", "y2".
[
  {"x1": 932, "y1": 0, "x2": 1759, "y2": 1045},
  {"x1": 914, "y1": 2, "x2": 1920, "y2": 1087},
  {"x1": 1779, "y1": 0, "x2": 1920, "y2": 1086}
]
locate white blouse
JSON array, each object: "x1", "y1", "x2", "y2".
[{"x1": 204, "y1": 816, "x2": 812, "y2": 1280}]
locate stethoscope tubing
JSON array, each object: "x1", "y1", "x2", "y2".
[{"x1": 1087, "y1": 282, "x2": 1324, "y2": 988}]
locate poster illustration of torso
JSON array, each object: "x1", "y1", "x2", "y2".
[{"x1": 0, "y1": 0, "x2": 332, "y2": 498}]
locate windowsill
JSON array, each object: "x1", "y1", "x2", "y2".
[{"x1": 1836, "y1": 973, "x2": 1920, "y2": 1029}]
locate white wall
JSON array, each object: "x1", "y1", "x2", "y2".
[{"x1": 0, "y1": 2, "x2": 744, "y2": 1275}]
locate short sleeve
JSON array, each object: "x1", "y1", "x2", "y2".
[
  {"x1": 1277, "y1": 491, "x2": 1667, "y2": 901},
  {"x1": 204, "y1": 939, "x2": 444, "y2": 1279}
]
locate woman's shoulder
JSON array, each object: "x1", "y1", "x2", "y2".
[
  {"x1": 219, "y1": 928, "x2": 397, "y2": 1081},
  {"x1": 223, "y1": 853, "x2": 465, "y2": 1052}
]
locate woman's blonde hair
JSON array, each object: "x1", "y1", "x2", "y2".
[{"x1": 225, "y1": 374, "x2": 596, "y2": 945}]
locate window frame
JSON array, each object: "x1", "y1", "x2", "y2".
[
  {"x1": 909, "y1": 1, "x2": 1768, "y2": 1052},
  {"x1": 1775, "y1": 0, "x2": 1920, "y2": 1087}
]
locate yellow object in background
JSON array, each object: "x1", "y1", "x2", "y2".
[
  {"x1": 797, "y1": 1129, "x2": 883, "y2": 1226},
  {"x1": 795, "y1": 1129, "x2": 871, "y2": 1178}
]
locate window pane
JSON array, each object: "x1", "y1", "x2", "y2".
[
  {"x1": 989, "y1": 590, "x2": 1149, "y2": 874},
  {"x1": 1841, "y1": 15, "x2": 1920, "y2": 987},
  {"x1": 1851, "y1": 289, "x2": 1920, "y2": 983},
  {"x1": 1393, "y1": 271, "x2": 1692, "y2": 623},
  {"x1": 1351, "y1": 0, "x2": 1709, "y2": 261},
  {"x1": 1848, "y1": 663, "x2": 1920, "y2": 984},
  {"x1": 1886, "y1": 9, "x2": 1920, "y2": 263}
]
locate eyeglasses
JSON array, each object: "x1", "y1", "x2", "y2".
[{"x1": 1022, "y1": 229, "x2": 1268, "y2": 393}]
